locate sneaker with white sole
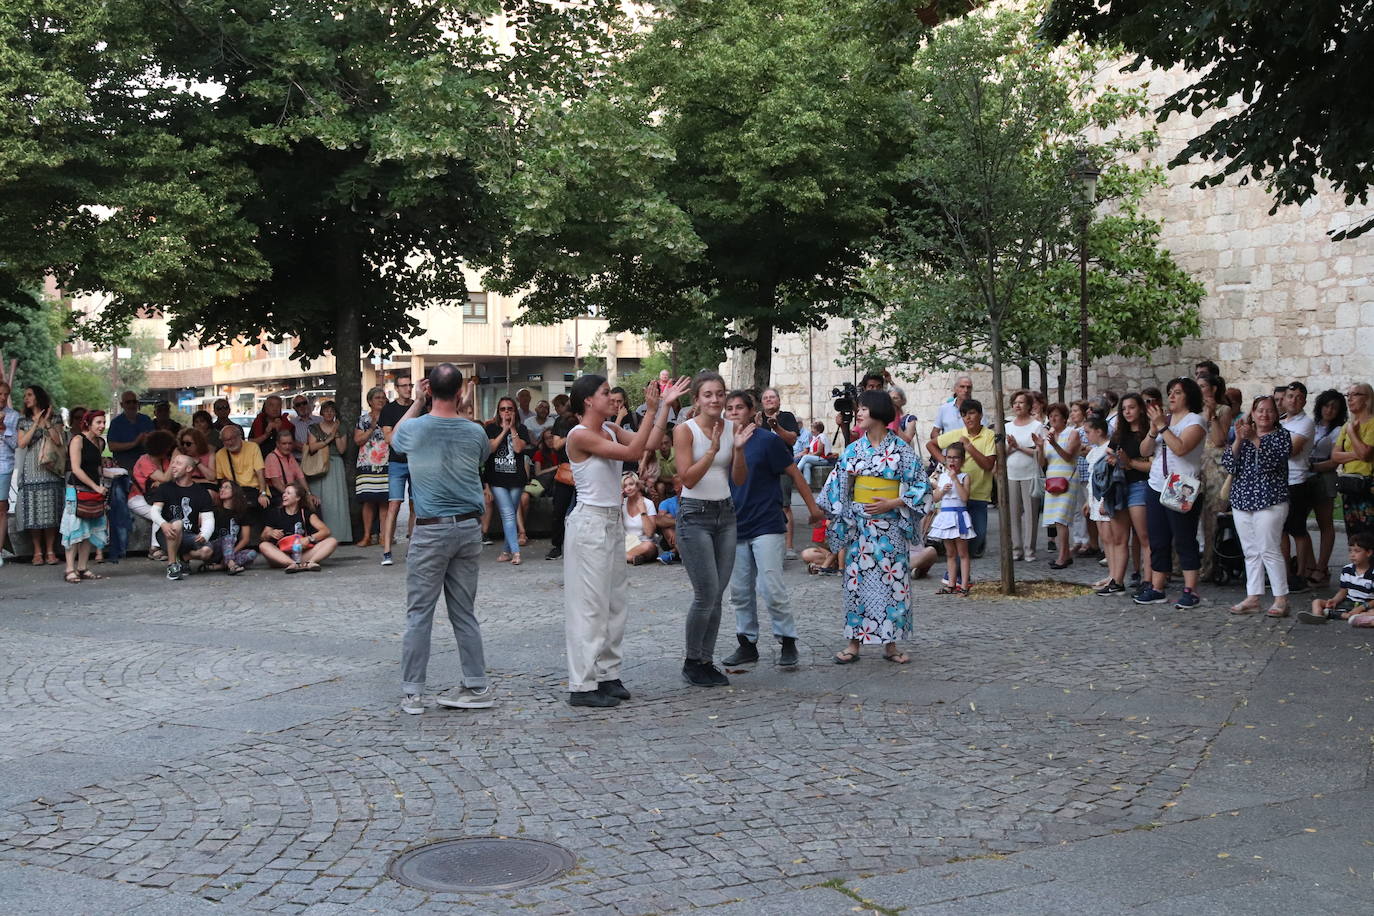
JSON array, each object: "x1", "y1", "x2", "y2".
[
  {"x1": 436, "y1": 685, "x2": 495, "y2": 709},
  {"x1": 784, "y1": 548, "x2": 797, "y2": 560},
  {"x1": 401, "y1": 694, "x2": 424, "y2": 715},
  {"x1": 380, "y1": 552, "x2": 394, "y2": 566}
]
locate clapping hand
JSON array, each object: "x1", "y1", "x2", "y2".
[
  {"x1": 646, "y1": 375, "x2": 692, "y2": 413},
  {"x1": 732, "y1": 421, "x2": 757, "y2": 449},
  {"x1": 1145, "y1": 401, "x2": 1165, "y2": 428}
]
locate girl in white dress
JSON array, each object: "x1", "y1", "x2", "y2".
[{"x1": 931, "y1": 443, "x2": 974, "y2": 595}]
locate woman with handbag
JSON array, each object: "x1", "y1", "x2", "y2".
[
  {"x1": 1307, "y1": 389, "x2": 1347, "y2": 585},
  {"x1": 60, "y1": 409, "x2": 109, "y2": 582},
  {"x1": 1332, "y1": 382, "x2": 1374, "y2": 539},
  {"x1": 1135, "y1": 377, "x2": 1208, "y2": 608},
  {"x1": 353, "y1": 386, "x2": 390, "y2": 546},
  {"x1": 1004, "y1": 390, "x2": 1045, "y2": 561},
  {"x1": 1039, "y1": 402, "x2": 1081, "y2": 570},
  {"x1": 305, "y1": 400, "x2": 353, "y2": 545},
  {"x1": 16, "y1": 385, "x2": 65, "y2": 564},
  {"x1": 1222, "y1": 396, "x2": 1292, "y2": 617}
]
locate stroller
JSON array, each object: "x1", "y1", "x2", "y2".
[{"x1": 1209, "y1": 511, "x2": 1245, "y2": 585}]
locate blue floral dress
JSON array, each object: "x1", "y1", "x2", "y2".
[{"x1": 818, "y1": 432, "x2": 929, "y2": 644}]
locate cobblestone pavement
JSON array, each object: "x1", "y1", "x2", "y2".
[{"x1": 1, "y1": 512, "x2": 1371, "y2": 915}]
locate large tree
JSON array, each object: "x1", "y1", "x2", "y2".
[
  {"x1": 487, "y1": 0, "x2": 915, "y2": 390},
  {"x1": 1, "y1": 0, "x2": 625, "y2": 430},
  {"x1": 1042, "y1": 0, "x2": 1374, "y2": 239}
]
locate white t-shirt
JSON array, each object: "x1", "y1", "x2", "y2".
[
  {"x1": 1085, "y1": 442, "x2": 1111, "y2": 521},
  {"x1": 1148, "y1": 412, "x2": 1206, "y2": 492},
  {"x1": 1005, "y1": 419, "x2": 1044, "y2": 481},
  {"x1": 1281, "y1": 410, "x2": 1315, "y2": 485},
  {"x1": 622, "y1": 496, "x2": 657, "y2": 538}
]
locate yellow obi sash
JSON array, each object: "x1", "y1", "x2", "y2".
[{"x1": 853, "y1": 475, "x2": 899, "y2": 504}]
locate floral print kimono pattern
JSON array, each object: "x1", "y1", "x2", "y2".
[{"x1": 818, "y1": 432, "x2": 929, "y2": 644}]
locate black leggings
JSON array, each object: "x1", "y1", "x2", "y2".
[
  {"x1": 550, "y1": 481, "x2": 577, "y2": 549},
  {"x1": 1146, "y1": 486, "x2": 1201, "y2": 573}
]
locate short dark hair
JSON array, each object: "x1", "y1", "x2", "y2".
[
  {"x1": 1086, "y1": 417, "x2": 1109, "y2": 437},
  {"x1": 859, "y1": 389, "x2": 896, "y2": 425},
  {"x1": 428, "y1": 362, "x2": 462, "y2": 400},
  {"x1": 726, "y1": 389, "x2": 755, "y2": 410},
  {"x1": 1313, "y1": 388, "x2": 1347, "y2": 428},
  {"x1": 1350, "y1": 532, "x2": 1374, "y2": 552},
  {"x1": 1194, "y1": 359, "x2": 1220, "y2": 377},
  {"x1": 145, "y1": 430, "x2": 177, "y2": 459},
  {"x1": 1047, "y1": 402, "x2": 1070, "y2": 421},
  {"x1": 960, "y1": 398, "x2": 983, "y2": 418},
  {"x1": 861, "y1": 371, "x2": 886, "y2": 389},
  {"x1": 942, "y1": 441, "x2": 966, "y2": 461},
  {"x1": 610, "y1": 386, "x2": 627, "y2": 398},
  {"x1": 1167, "y1": 377, "x2": 1204, "y2": 413},
  {"x1": 192, "y1": 409, "x2": 212, "y2": 427},
  {"x1": 154, "y1": 400, "x2": 171, "y2": 411},
  {"x1": 1286, "y1": 380, "x2": 1308, "y2": 397},
  {"x1": 570, "y1": 373, "x2": 607, "y2": 415}
]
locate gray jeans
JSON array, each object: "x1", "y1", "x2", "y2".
[
  {"x1": 677, "y1": 497, "x2": 737, "y2": 662},
  {"x1": 401, "y1": 518, "x2": 487, "y2": 695},
  {"x1": 730, "y1": 532, "x2": 796, "y2": 640}
]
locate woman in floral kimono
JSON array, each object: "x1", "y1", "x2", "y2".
[{"x1": 819, "y1": 389, "x2": 930, "y2": 665}]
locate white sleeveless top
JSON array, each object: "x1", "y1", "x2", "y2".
[
  {"x1": 570, "y1": 422, "x2": 623, "y2": 508},
  {"x1": 682, "y1": 417, "x2": 734, "y2": 501}
]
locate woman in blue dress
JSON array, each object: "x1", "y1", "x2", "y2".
[{"x1": 819, "y1": 389, "x2": 930, "y2": 665}]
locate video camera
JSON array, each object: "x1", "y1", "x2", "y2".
[{"x1": 832, "y1": 382, "x2": 859, "y2": 426}]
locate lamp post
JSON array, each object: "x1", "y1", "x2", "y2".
[
  {"x1": 501, "y1": 318, "x2": 514, "y2": 399},
  {"x1": 1072, "y1": 148, "x2": 1100, "y2": 400}
]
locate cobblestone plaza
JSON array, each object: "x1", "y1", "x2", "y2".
[{"x1": 1, "y1": 516, "x2": 1371, "y2": 914}]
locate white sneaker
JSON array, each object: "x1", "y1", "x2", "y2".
[
  {"x1": 784, "y1": 548, "x2": 797, "y2": 560},
  {"x1": 401, "y1": 694, "x2": 424, "y2": 715},
  {"x1": 436, "y1": 685, "x2": 495, "y2": 709}
]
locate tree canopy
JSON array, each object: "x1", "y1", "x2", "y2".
[{"x1": 1042, "y1": 0, "x2": 1374, "y2": 239}]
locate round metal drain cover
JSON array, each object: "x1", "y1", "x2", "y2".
[{"x1": 387, "y1": 837, "x2": 576, "y2": 892}]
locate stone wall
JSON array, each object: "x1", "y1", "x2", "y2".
[{"x1": 735, "y1": 62, "x2": 1374, "y2": 429}]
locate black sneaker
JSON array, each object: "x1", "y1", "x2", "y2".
[
  {"x1": 545, "y1": 546, "x2": 562, "y2": 560},
  {"x1": 568, "y1": 690, "x2": 619, "y2": 708},
  {"x1": 722, "y1": 635, "x2": 759, "y2": 666},
  {"x1": 1096, "y1": 580, "x2": 1125, "y2": 596},
  {"x1": 482, "y1": 534, "x2": 495, "y2": 546},
  {"x1": 1129, "y1": 572, "x2": 1142, "y2": 590},
  {"x1": 1287, "y1": 577, "x2": 1309, "y2": 594},
  {"x1": 682, "y1": 660, "x2": 729, "y2": 687},
  {"x1": 597, "y1": 679, "x2": 631, "y2": 700},
  {"x1": 166, "y1": 563, "x2": 183, "y2": 581},
  {"x1": 778, "y1": 637, "x2": 800, "y2": 668}
]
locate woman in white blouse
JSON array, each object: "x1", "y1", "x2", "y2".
[
  {"x1": 1003, "y1": 390, "x2": 1044, "y2": 561},
  {"x1": 1135, "y1": 377, "x2": 1208, "y2": 609}
]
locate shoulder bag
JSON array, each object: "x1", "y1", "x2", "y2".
[
  {"x1": 38, "y1": 424, "x2": 67, "y2": 476},
  {"x1": 300, "y1": 426, "x2": 330, "y2": 478},
  {"x1": 1158, "y1": 436, "x2": 1201, "y2": 514}
]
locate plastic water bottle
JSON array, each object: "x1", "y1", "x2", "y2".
[{"x1": 292, "y1": 522, "x2": 304, "y2": 565}]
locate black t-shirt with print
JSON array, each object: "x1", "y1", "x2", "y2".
[
  {"x1": 151, "y1": 482, "x2": 214, "y2": 527},
  {"x1": 484, "y1": 422, "x2": 531, "y2": 488}
]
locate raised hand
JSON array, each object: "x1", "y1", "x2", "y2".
[
  {"x1": 733, "y1": 422, "x2": 757, "y2": 449},
  {"x1": 654, "y1": 376, "x2": 692, "y2": 410}
]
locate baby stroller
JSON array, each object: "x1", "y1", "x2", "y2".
[{"x1": 1209, "y1": 511, "x2": 1245, "y2": 585}]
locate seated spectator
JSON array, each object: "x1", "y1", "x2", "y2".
[
  {"x1": 192, "y1": 409, "x2": 221, "y2": 449},
  {"x1": 802, "y1": 519, "x2": 839, "y2": 574},
  {"x1": 258, "y1": 483, "x2": 338, "y2": 572},
  {"x1": 263, "y1": 428, "x2": 319, "y2": 510},
  {"x1": 1298, "y1": 531, "x2": 1374, "y2": 624},
  {"x1": 796, "y1": 421, "x2": 833, "y2": 476},
  {"x1": 215, "y1": 422, "x2": 272, "y2": 517},
  {"x1": 130, "y1": 430, "x2": 178, "y2": 559},
  {"x1": 150, "y1": 454, "x2": 215, "y2": 580},
  {"x1": 152, "y1": 400, "x2": 182, "y2": 434},
  {"x1": 206, "y1": 480, "x2": 258, "y2": 575},
  {"x1": 621, "y1": 471, "x2": 658, "y2": 565},
  {"x1": 531, "y1": 428, "x2": 559, "y2": 490},
  {"x1": 176, "y1": 427, "x2": 216, "y2": 490},
  {"x1": 654, "y1": 474, "x2": 682, "y2": 562}
]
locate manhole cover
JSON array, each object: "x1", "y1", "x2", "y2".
[{"x1": 387, "y1": 837, "x2": 576, "y2": 892}]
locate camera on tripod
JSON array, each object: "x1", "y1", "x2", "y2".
[{"x1": 832, "y1": 382, "x2": 859, "y2": 425}]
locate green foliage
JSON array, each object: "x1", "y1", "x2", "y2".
[
  {"x1": 0, "y1": 290, "x2": 64, "y2": 403},
  {"x1": 58, "y1": 355, "x2": 112, "y2": 411},
  {"x1": 1042, "y1": 0, "x2": 1374, "y2": 239},
  {"x1": 487, "y1": 0, "x2": 918, "y2": 388}
]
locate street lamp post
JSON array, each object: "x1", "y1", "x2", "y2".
[
  {"x1": 1072, "y1": 148, "x2": 1100, "y2": 401},
  {"x1": 501, "y1": 318, "x2": 514, "y2": 399}
]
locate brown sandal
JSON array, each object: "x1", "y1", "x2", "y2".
[
  {"x1": 64, "y1": 570, "x2": 81, "y2": 584},
  {"x1": 77, "y1": 569, "x2": 105, "y2": 580}
]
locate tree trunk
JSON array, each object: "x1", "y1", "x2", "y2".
[
  {"x1": 988, "y1": 318, "x2": 1016, "y2": 595},
  {"x1": 1017, "y1": 342, "x2": 1030, "y2": 389},
  {"x1": 1036, "y1": 359, "x2": 1049, "y2": 400},
  {"x1": 334, "y1": 230, "x2": 363, "y2": 541},
  {"x1": 751, "y1": 319, "x2": 774, "y2": 393},
  {"x1": 1055, "y1": 345, "x2": 1067, "y2": 403}
]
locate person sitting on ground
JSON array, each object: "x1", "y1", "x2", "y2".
[
  {"x1": 1298, "y1": 531, "x2": 1374, "y2": 624},
  {"x1": 654, "y1": 474, "x2": 682, "y2": 562},
  {"x1": 130, "y1": 430, "x2": 178, "y2": 560},
  {"x1": 206, "y1": 479, "x2": 258, "y2": 575},
  {"x1": 264, "y1": 427, "x2": 319, "y2": 509},
  {"x1": 150, "y1": 453, "x2": 216, "y2": 580},
  {"x1": 258, "y1": 483, "x2": 338, "y2": 572},
  {"x1": 192, "y1": 409, "x2": 221, "y2": 449},
  {"x1": 621, "y1": 471, "x2": 659, "y2": 565},
  {"x1": 531, "y1": 428, "x2": 560, "y2": 490}
]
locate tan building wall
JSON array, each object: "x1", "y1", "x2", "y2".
[{"x1": 747, "y1": 62, "x2": 1374, "y2": 428}]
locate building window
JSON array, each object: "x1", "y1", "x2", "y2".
[
  {"x1": 267, "y1": 341, "x2": 291, "y2": 359},
  {"x1": 463, "y1": 292, "x2": 488, "y2": 324}
]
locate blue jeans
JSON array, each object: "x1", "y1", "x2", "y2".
[
  {"x1": 730, "y1": 532, "x2": 796, "y2": 640},
  {"x1": 401, "y1": 518, "x2": 486, "y2": 694},
  {"x1": 677, "y1": 497, "x2": 737, "y2": 662},
  {"x1": 105, "y1": 473, "x2": 132, "y2": 561},
  {"x1": 966, "y1": 499, "x2": 989, "y2": 556},
  {"x1": 490, "y1": 485, "x2": 522, "y2": 554}
]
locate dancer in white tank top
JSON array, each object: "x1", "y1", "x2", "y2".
[
  {"x1": 672, "y1": 371, "x2": 754, "y2": 687},
  {"x1": 563, "y1": 372, "x2": 691, "y2": 708}
]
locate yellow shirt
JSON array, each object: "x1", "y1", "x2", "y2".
[
  {"x1": 936, "y1": 426, "x2": 997, "y2": 502},
  {"x1": 1336, "y1": 418, "x2": 1374, "y2": 476},
  {"x1": 215, "y1": 444, "x2": 264, "y2": 488}
]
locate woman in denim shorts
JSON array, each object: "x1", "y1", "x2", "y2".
[{"x1": 1113, "y1": 393, "x2": 1153, "y2": 592}]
